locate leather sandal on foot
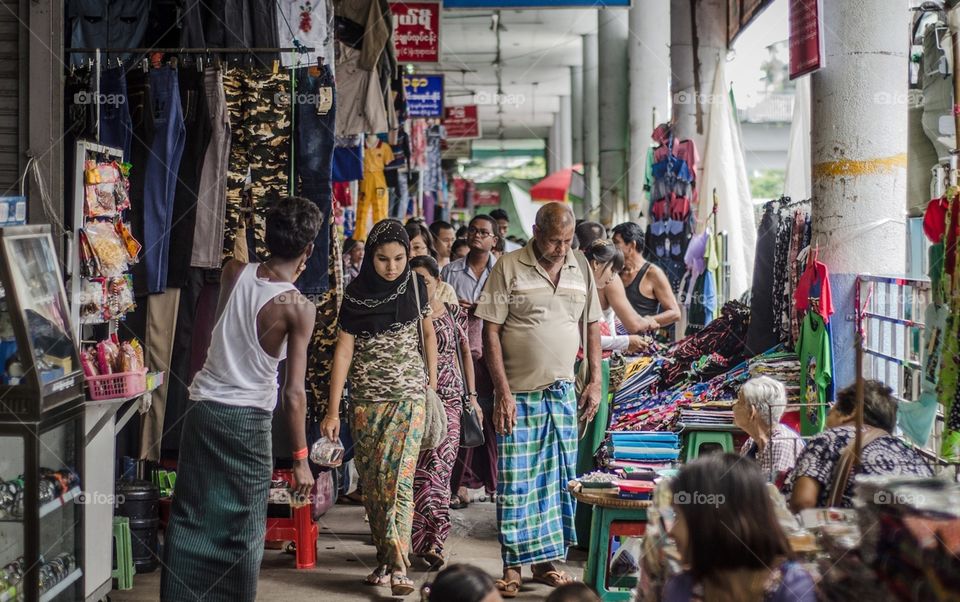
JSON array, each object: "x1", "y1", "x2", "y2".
[
  {"x1": 422, "y1": 548, "x2": 445, "y2": 569},
  {"x1": 495, "y1": 578, "x2": 521, "y2": 598},
  {"x1": 365, "y1": 565, "x2": 390, "y2": 586},
  {"x1": 391, "y1": 572, "x2": 415, "y2": 596},
  {"x1": 531, "y1": 570, "x2": 574, "y2": 587}
]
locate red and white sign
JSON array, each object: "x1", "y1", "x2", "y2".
[
  {"x1": 789, "y1": 0, "x2": 824, "y2": 79},
  {"x1": 444, "y1": 105, "x2": 481, "y2": 139},
  {"x1": 474, "y1": 189, "x2": 501, "y2": 207},
  {"x1": 390, "y1": 2, "x2": 441, "y2": 63}
]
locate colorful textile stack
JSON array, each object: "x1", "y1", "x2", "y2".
[
  {"x1": 678, "y1": 401, "x2": 735, "y2": 427},
  {"x1": 748, "y1": 350, "x2": 802, "y2": 404},
  {"x1": 608, "y1": 432, "x2": 680, "y2": 463},
  {"x1": 660, "y1": 301, "x2": 750, "y2": 388}
]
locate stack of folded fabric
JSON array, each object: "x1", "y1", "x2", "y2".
[
  {"x1": 678, "y1": 400, "x2": 735, "y2": 427},
  {"x1": 608, "y1": 432, "x2": 681, "y2": 467}
]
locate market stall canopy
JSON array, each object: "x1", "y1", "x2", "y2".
[{"x1": 530, "y1": 164, "x2": 584, "y2": 202}]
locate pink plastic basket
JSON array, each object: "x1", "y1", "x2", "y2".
[{"x1": 86, "y1": 369, "x2": 147, "y2": 401}]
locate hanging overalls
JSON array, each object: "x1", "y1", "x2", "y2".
[{"x1": 354, "y1": 140, "x2": 394, "y2": 241}]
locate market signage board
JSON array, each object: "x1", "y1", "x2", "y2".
[
  {"x1": 726, "y1": 0, "x2": 776, "y2": 44},
  {"x1": 444, "y1": 105, "x2": 481, "y2": 139},
  {"x1": 390, "y1": 1, "x2": 440, "y2": 63},
  {"x1": 474, "y1": 189, "x2": 501, "y2": 206},
  {"x1": 443, "y1": 0, "x2": 629, "y2": 7},
  {"x1": 789, "y1": 0, "x2": 824, "y2": 79},
  {"x1": 404, "y1": 74, "x2": 444, "y2": 118}
]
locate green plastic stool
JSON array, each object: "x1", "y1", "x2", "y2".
[
  {"x1": 582, "y1": 505, "x2": 648, "y2": 601},
  {"x1": 575, "y1": 359, "x2": 611, "y2": 546},
  {"x1": 113, "y1": 516, "x2": 136, "y2": 590},
  {"x1": 683, "y1": 431, "x2": 734, "y2": 462}
]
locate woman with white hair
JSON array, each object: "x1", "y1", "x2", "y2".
[{"x1": 733, "y1": 376, "x2": 805, "y2": 487}]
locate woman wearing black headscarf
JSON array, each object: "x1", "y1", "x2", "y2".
[{"x1": 322, "y1": 219, "x2": 438, "y2": 596}]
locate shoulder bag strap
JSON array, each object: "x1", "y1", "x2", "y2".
[
  {"x1": 413, "y1": 273, "x2": 427, "y2": 369},
  {"x1": 573, "y1": 250, "x2": 594, "y2": 353},
  {"x1": 446, "y1": 305, "x2": 469, "y2": 402},
  {"x1": 827, "y1": 426, "x2": 886, "y2": 507}
]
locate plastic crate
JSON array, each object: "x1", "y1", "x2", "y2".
[{"x1": 86, "y1": 370, "x2": 147, "y2": 401}]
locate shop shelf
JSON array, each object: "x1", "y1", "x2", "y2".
[
  {"x1": 0, "y1": 486, "x2": 82, "y2": 523},
  {"x1": 39, "y1": 486, "x2": 83, "y2": 519},
  {"x1": 38, "y1": 568, "x2": 82, "y2": 602}
]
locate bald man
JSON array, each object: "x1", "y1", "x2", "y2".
[{"x1": 475, "y1": 202, "x2": 602, "y2": 593}]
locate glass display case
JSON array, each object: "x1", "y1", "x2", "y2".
[
  {"x1": 0, "y1": 401, "x2": 85, "y2": 602},
  {"x1": 0, "y1": 225, "x2": 85, "y2": 601},
  {"x1": 0, "y1": 226, "x2": 83, "y2": 422}
]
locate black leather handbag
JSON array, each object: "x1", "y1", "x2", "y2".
[{"x1": 449, "y1": 306, "x2": 485, "y2": 448}]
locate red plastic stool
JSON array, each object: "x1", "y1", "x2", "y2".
[{"x1": 265, "y1": 469, "x2": 318, "y2": 569}]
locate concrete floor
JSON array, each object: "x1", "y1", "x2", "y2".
[{"x1": 110, "y1": 500, "x2": 587, "y2": 601}]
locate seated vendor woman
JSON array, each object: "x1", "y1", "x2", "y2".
[
  {"x1": 785, "y1": 380, "x2": 932, "y2": 512},
  {"x1": 664, "y1": 454, "x2": 816, "y2": 602},
  {"x1": 734, "y1": 376, "x2": 804, "y2": 488},
  {"x1": 611, "y1": 222, "x2": 680, "y2": 331}
]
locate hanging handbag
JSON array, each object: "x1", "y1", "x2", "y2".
[
  {"x1": 414, "y1": 275, "x2": 447, "y2": 451},
  {"x1": 448, "y1": 305, "x2": 485, "y2": 449}
]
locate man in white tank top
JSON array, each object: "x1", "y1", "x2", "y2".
[{"x1": 161, "y1": 197, "x2": 321, "y2": 602}]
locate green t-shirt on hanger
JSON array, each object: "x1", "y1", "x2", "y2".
[{"x1": 798, "y1": 311, "x2": 832, "y2": 436}]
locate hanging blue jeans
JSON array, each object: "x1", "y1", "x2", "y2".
[
  {"x1": 294, "y1": 64, "x2": 336, "y2": 295},
  {"x1": 98, "y1": 67, "x2": 133, "y2": 161},
  {"x1": 143, "y1": 66, "x2": 186, "y2": 294}
]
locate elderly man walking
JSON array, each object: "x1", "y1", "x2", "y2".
[{"x1": 475, "y1": 202, "x2": 602, "y2": 596}]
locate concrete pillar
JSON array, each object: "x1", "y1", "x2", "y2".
[
  {"x1": 548, "y1": 121, "x2": 559, "y2": 175},
  {"x1": 598, "y1": 9, "x2": 629, "y2": 227},
  {"x1": 583, "y1": 32, "x2": 601, "y2": 216},
  {"x1": 628, "y1": 0, "x2": 670, "y2": 224},
  {"x1": 670, "y1": 0, "x2": 725, "y2": 181},
  {"x1": 559, "y1": 94, "x2": 573, "y2": 169},
  {"x1": 811, "y1": 0, "x2": 908, "y2": 391},
  {"x1": 571, "y1": 66, "x2": 584, "y2": 166}
]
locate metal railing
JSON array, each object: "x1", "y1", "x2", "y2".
[{"x1": 855, "y1": 274, "x2": 957, "y2": 471}]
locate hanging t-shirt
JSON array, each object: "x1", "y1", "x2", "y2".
[
  {"x1": 277, "y1": 0, "x2": 335, "y2": 69},
  {"x1": 794, "y1": 260, "x2": 834, "y2": 322},
  {"x1": 899, "y1": 303, "x2": 947, "y2": 447},
  {"x1": 797, "y1": 311, "x2": 832, "y2": 436}
]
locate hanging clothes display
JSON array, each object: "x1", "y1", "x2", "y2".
[
  {"x1": 354, "y1": 138, "x2": 394, "y2": 241},
  {"x1": 645, "y1": 124, "x2": 698, "y2": 292},
  {"x1": 797, "y1": 311, "x2": 832, "y2": 436}
]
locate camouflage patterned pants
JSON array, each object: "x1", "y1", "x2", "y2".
[
  {"x1": 222, "y1": 68, "x2": 291, "y2": 261},
  {"x1": 305, "y1": 222, "x2": 344, "y2": 422}
]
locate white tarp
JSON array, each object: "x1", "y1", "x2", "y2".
[
  {"x1": 784, "y1": 76, "x2": 812, "y2": 200},
  {"x1": 698, "y1": 59, "x2": 757, "y2": 300},
  {"x1": 507, "y1": 181, "x2": 537, "y2": 237}
]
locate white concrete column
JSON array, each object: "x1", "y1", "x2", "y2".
[
  {"x1": 670, "y1": 0, "x2": 725, "y2": 182},
  {"x1": 628, "y1": 0, "x2": 670, "y2": 225},
  {"x1": 548, "y1": 121, "x2": 559, "y2": 175},
  {"x1": 559, "y1": 94, "x2": 573, "y2": 169},
  {"x1": 811, "y1": 0, "x2": 908, "y2": 390},
  {"x1": 571, "y1": 66, "x2": 584, "y2": 166},
  {"x1": 598, "y1": 9, "x2": 629, "y2": 227},
  {"x1": 583, "y1": 32, "x2": 601, "y2": 216}
]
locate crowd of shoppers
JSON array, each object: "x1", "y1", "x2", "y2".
[{"x1": 164, "y1": 196, "x2": 935, "y2": 601}]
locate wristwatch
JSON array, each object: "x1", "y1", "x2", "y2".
[{"x1": 467, "y1": 392, "x2": 478, "y2": 398}]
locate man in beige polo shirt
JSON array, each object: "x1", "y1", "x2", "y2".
[{"x1": 475, "y1": 202, "x2": 602, "y2": 596}]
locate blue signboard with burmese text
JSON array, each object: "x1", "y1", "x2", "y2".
[
  {"x1": 443, "y1": 0, "x2": 630, "y2": 6},
  {"x1": 403, "y1": 74, "x2": 444, "y2": 118}
]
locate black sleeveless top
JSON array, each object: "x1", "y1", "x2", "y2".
[{"x1": 625, "y1": 263, "x2": 660, "y2": 316}]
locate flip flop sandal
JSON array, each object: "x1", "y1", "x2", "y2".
[
  {"x1": 449, "y1": 495, "x2": 468, "y2": 510},
  {"x1": 283, "y1": 542, "x2": 296, "y2": 555},
  {"x1": 421, "y1": 549, "x2": 445, "y2": 569},
  {"x1": 365, "y1": 565, "x2": 390, "y2": 586},
  {"x1": 495, "y1": 578, "x2": 521, "y2": 598},
  {"x1": 391, "y1": 572, "x2": 415, "y2": 596},
  {"x1": 531, "y1": 570, "x2": 574, "y2": 587}
]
